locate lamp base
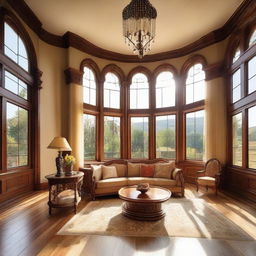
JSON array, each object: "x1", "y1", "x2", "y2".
[{"x1": 55, "y1": 151, "x2": 64, "y2": 177}]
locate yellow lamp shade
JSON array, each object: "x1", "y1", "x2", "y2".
[{"x1": 47, "y1": 137, "x2": 72, "y2": 151}]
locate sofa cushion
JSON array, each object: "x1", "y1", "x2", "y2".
[
  {"x1": 111, "y1": 164, "x2": 127, "y2": 177},
  {"x1": 97, "y1": 177, "x2": 128, "y2": 188},
  {"x1": 102, "y1": 165, "x2": 118, "y2": 180},
  {"x1": 154, "y1": 161, "x2": 175, "y2": 179},
  {"x1": 197, "y1": 176, "x2": 215, "y2": 186},
  {"x1": 91, "y1": 165, "x2": 102, "y2": 181},
  {"x1": 127, "y1": 163, "x2": 141, "y2": 177},
  {"x1": 140, "y1": 164, "x2": 155, "y2": 177},
  {"x1": 152, "y1": 178, "x2": 176, "y2": 186},
  {"x1": 127, "y1": 177, "x2": 155, "y2": 186}
]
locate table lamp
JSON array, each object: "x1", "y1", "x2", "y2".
[{"x1": 47, "y1": 137, "x2": 72, "y2": 177}]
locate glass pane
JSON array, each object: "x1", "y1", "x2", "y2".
[
  {"x1": 156, "y1": 115, "x2": 176, "y2": 158},
  {"x1": 233, "y1": 87, "x2": 241, "y2": 103},
  {"x1": 7, "y1": 103, "x2": 28, "y2": 168},
  {"x1": 186, "y1": 64, "x2": 205, "y2": 104},
  {"x1": 248, "y1": 56, "x2": 256, "y2": 94},
  {"x1": 248, "y1": 106, "x2": 256, "y2": 169},
  {"x1": 83, "y1": 67, "x2": 96, "y2": 105},
  {"x1": 4, "y1": 23, "x2": 18, "y2": 53},
  {"x1": 104, "y1": 116, "x2": 120, "y2": 158},
  {"x1": 131, "y1": 117, "x2": 149, "y2": 158},
  {"x1": 249, "y1": 30, "x2": 256, "y2": 47},
  {"x1": 111, "y1": 90, "x2": 120, "y2": 109},
  {"x1": 104, "y1": 72, "x2": 120, "y2": 109},
  {"x1": 130, "y1": 73, "x2": 149, "y2": 109},
  {"x1": 233, "y1": 48, "x2": 240, "y2": 63},
  {"x1": 232, "y1": 69, "x2": 241, "y2": 88},
  {"x1": 232, "y1": 113, "x2": 242, "y2": 166},
  {"x1": 186, "y1": 110, "x2": 205, "y2": 160},
  {"x1": 83, "y1": 114, "x2": 96, "y2": 160},
  {"x1": 156, "y1": 72, "x2": 175, "y2": 108}
]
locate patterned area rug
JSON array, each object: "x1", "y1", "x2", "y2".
[{"x1": 58, "y1": 198, "x2": 253, "y2": 240}]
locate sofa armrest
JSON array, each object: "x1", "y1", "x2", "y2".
[
  {"x1": 172, "y1": 168, "x2": 185, "y2": 196},
  {"x1": 79, "y1": 167, "x2": 95, "y2": 199}
]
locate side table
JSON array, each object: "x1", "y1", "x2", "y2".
[{"x1": 45, "y1": 171, "x2": 84, "y2": 214}]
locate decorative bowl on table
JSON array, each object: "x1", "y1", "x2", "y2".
[{"x1": 136, "y1": 183, "x2": 150, "y2": 194}]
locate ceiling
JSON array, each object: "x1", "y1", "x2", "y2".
[{"x1": 24, "y1": 0, "x2": 244, "y2": 55}]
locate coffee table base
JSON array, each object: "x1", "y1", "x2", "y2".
[{"x1": 122, "y1": 201, "x2": 165, "y2": 221}]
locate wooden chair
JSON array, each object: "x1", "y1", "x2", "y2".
[{"x1": 196, "y1": 158, "x2": 222, "y2": 195}]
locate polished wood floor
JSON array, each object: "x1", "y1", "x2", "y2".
[{"x1": 0, "y1": 185, "x2": 255, "y2": 256}]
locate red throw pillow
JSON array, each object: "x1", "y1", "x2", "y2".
[{"x1": 140, "y1": 164, "x2": 155, "y2": 177}]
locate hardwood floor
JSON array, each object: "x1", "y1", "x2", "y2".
[{"x1": 0, "y1": 185, "x2": 255, "y2": 256}]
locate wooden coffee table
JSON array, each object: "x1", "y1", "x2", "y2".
[{"x1": 118, "y1": 186, "x2": 171, "y2": 221}]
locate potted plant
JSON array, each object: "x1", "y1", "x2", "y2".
[{"x1": 63, "y1": 154, "x2": 76, "y2": 176}]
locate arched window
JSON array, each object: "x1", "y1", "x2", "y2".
[
  {"x1": 232, "y1": 69, "x2": 241, "y2": 102},
  {"x1": 232, "y1": 48, "x2": 241, "y2": 63},
  {"x1": 156, "y1": 71, "x2": 175, "y2": 108},
  {"x1": 248, "y1": 56, "x2": 256, "y2": 94},
  {"x1": 249, "y1": 29, "x2": 256, "y2": 47},
  {"x1": 83, "y1": 67, "x2": 96, "y2": 105},
  {"x1": 104, "y1": 72, "x2": 120, "y2": 109},
  {"x1": 4, "y1": 22, "x2": 29, "y2": 71},
  {"x1": 186, "y1": 64, "x2": 205, "y2": 104},
  {"x1": 130, "y1": 73, "x2": 149, "y2": 109}
]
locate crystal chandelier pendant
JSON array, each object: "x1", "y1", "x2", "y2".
[{"x1": 122, "y1": 0, "x2": 157, "y2": 58}]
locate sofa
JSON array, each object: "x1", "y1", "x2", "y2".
[{"x1": 81, "y1": 159, "x2": 184, "y2": 199}]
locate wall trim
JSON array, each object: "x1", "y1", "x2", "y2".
[{"x1": 6, "y1": 0, "x2": 256, "y2": 62}]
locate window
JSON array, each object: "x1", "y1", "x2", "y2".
[
  {"x1": 232, "y1": 113, "x2": 242, "y2": 166},
  {"x1": 4, "y1": 22, "x2": 28, "y2": 71},
  {"x1": 83, "y1": 114, "x2": 96, "y2": 160},
  {"x1": 248, "y1": 106, "x2": 256, "y2": 169},
  {"x1": 248, "y1": 56, "x2": 256, "y2": 94},
  {"x1": 249, "y1": 30, "x2": 256, "y2": 47},
  {"x1": 7, "y1": 103, "x2": 28, "y2": 168},
  {"x1": 233, "y1": 48, "x2": 241, "y2": 63},
  {"x1": 104, "y1": 116, "x2": 120, "y2": 158},
  {"x1": 186, "y1": 110, "x2": 205, "y2": 160},
  {"x1": 232, "y1": 69, "x2": 241, "y2": 103},
  {"x1": 131, "y1": 117, "x2": 148, "y2": 158},
  {"x1": 83, "y1": 67, "x2": 96, "y2": 105},
  {"x1": 156, "y1": 115, "x2": 176, "y2": 158},
  {"x1": 104, "y1": 73, "x2": 120, "y2": 109},
  {"x1": 186, "y1": 64, "x2": 205, "y2": 104},
  {"x1": 130, "y1": 73, "x2": 149, "y2": 109},
  {"x1": 156, "y1": 72, "x2": 175, "y2": 108},
  {"x1": 4, "y1": 71, "x2": 28, "y2": 100}
]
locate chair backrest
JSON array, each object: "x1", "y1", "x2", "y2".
[{"x1": 205, "y1": 158, "x2": 221, "y2": 177}]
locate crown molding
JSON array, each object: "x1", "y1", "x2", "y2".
[{"x1": 6, "y1": 0, "x2": 255, "y2": 63}]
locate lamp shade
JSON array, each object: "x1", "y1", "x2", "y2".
[{"x1": 47, "y1": 137, "x2": 72, "y2": 151}]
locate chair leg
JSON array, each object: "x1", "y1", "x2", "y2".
[
  {"x1": 206, "y1": 186, "x2": 208, "y2": 191},
  {"x1": 215, "y1": 186, "x2": 218, "y2": 196},
  {"x1": 196, "y1": 182, "x2": 199, "y2": 192}
]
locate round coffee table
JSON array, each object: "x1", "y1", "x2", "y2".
[{"x1": 118, "y1": 186, "x2": 171, "y2": 221}]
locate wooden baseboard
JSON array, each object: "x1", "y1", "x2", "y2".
[{"x1": 35, "y1": 182, "x2": 48, "y2": 190}]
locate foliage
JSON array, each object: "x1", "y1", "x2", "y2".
[{"x1": 64, "y1": 154, "x2": 76, "y2": 166}]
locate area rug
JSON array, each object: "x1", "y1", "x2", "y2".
[{"x1": 58, "y1": 198, "x2": 253, "y2": 240}]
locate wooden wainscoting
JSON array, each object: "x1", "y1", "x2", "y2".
[
  {"x1": 0, "y1": 169, "x2": 34, "y2": 203},
  {"x1": 224, "y1": 166, "x2": 256, "y2": 202}
]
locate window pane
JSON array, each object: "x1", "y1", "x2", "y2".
[
  {"x1": 232, "y1": 69, "x2": 241, "y2": 103},
  {"x1": 249, "y1": 30, "x2": 256, "y2": 47},
  {"x1": 5, "y1": 71, "x2": 28, "y2": 100},
  {"x1": 156, "y1": 115, "x2": 176, "y2": 158},
  {"x1": 131, "y1": 117, "x2": 148, "y2": 158},
  {"x1": 104, "y1": 73, "x2": 120, "y2": 109},
  {"x1": 186, "y1": 64, "x2": 205, "y2": 104},
  {"x1": 248, "y1": 56, "x2": 256, "y2": 94},
  {"x1": 83, "y1": 67, "x2": 96, "y2": 105},
  {"x1": 130, "y1": 73, "x2": 149, "y2": 109},
  {"x1": 104, "y1": 116, "x2": 120, "y2": 158},
  {"x1": 4, "y1": 23, "x2": 29, "y2": 71},
  {"x1": 83, "y1": 114, "x2": 96, "y2": 160},
  {"x1": 7, "y1": 103, "x2": 28, "y2": 168},
  {"x1": 156, "y1": 72, "x2": 175, "y2": 108},
  {"x1": 232, "y1": 113, "x2": 242, "y2": 166},
  {"x1": 248, "y1": 106, "x2": 256, "y2": 169},
  {"x1": 186, "y1": 110, "x2": 205, "y2": 160}
]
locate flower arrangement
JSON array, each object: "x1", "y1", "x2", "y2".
[{"x1": 64, "y1": 154, "x2": 76, "y2": 166}]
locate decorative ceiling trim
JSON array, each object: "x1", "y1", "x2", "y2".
[{"x1": 6, "y1": 0, "x2": 255, "y2": 63}]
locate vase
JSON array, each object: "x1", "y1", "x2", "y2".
[{"x1": 63, "y1": 164, "x2": 73, "y2": 176}]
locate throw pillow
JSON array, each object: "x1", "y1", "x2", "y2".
[
  {"x1": 154, "y1": 161, "x2": 175, "y2": 179},
  {"x1": 112, "y1": 164, "x2": 127, "y2": 177},
  {"x1": 102, "y1": 165, "x2": 118, "y2": 180},
  {"x1": 91, "y1": 165, "x2": 102, "y2": 181},
  {"x1": 127, "y1": 163, "x2": 141, "y2": 177},
  {"x1": 140, "y1": 164, "x2": 155, "y2": 177}
]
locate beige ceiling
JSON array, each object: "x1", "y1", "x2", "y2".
[{"x1": 24, "y1": 0, "x2": 244, "y2": 55}]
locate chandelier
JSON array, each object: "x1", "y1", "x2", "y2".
[{"x1": 122, "y1": 0, "x2": 157, "y2": 58}]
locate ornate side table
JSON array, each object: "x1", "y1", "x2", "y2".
[{"x1": 45, "y1": 171, "x2": 84, "y2": 215}]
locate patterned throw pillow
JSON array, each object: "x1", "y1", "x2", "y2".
[
  {"x1": 127, "y1": 163, "x2": 141, "y2": 177},
  {"x1": 140, "y1": 164, "x2": 155, "y2": 177},
  {"x1": 102, "y1": 165, "x2": 118, "y2": 179},
  {"x1": 154, "y1": 161, "x2": 175, "y2": 179}
]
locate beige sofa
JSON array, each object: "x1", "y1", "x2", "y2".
[{"x1": 81, "y1": 159, "x2": 184, "y2": 199}]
